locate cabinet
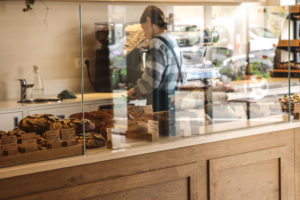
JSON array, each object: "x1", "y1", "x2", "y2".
[
  {"x1": 209, "y1": 146, "x2": 291, "y2": 200},
  {"x1": 0, "y1": 111, "x2": 23, "y2": 131},
  {"x1": 0, "y1": 127, "x2": 295, "y2": 200}
]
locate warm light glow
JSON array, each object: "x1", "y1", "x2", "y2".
[{"x1": 280, "y1": 0, "x2": 295, "y2": 6}]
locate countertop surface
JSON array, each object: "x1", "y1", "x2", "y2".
[
  {"x1": 0, "y1": 92, "x2": 125, "y2": 112},
  {"x1": 0, "y1": 121, "x2": 298, "y2": 179}
]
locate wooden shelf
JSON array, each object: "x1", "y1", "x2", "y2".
[
  {"x1": 0, "y1": 145, "x2": 82, "y2": 168},
  {"x1": 272, "y1": 69, "x2": 300, "y2": 73},
  {"x1": 291, "y1": 5, "x2": 300, "y2": 14},
  {"x1": 277, "y1": 40, "x2": 300, "y2": 52}
]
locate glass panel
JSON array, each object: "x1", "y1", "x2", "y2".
[
  {"x1": 79, "y1": 3, "x2": 294, "y2": 152},
  {"x1": 0, "y1": 1, "x2": 84, "y2": 167}
]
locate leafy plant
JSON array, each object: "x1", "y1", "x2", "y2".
[{"x1": 23, "y1": 0, "x2": 35, "y2": 12}]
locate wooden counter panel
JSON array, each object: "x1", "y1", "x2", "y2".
[
  {"x1": 0, "y1": 129, "x2": 295, "y2": 200},
  {"x1": 9, "y1": 163, "x2": 199, "y2": 200},
  {"x1": 209, "y1": 146, "x2": 290, "y2": 200}
]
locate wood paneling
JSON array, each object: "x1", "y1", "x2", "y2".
[
  {"x1": 10, "y1": 163, "x2": 199, "y2": 200},
  {"x1": 0, "y1": 129, "x2": 295, "y2": 200},
  {"x1": 209, "y1": 146, "x2": 291, "y2": 200}
]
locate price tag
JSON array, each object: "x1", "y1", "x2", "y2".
[
  {"x1": 234, "y1": 106, "x2": 246, "y2": 119},
  {"x1": 180, "y1": 118, "x2": 191, "y2": 137},
  {"x1": 136, "y1": 121, "x2": 148, "y2": 131},
  {"x1": 106, "y1": 128, "x2": 113, "y2": 149},
  {"x1": 20, "y1": 132, "x2": 38, "y2": 153},
  {"x1": 147, "y1": 120, "x2": 159, "y2": 141},
  {"x1": 111, "y1": 133, "x2": 122, "y2": 149},
  {"x1": 294, "y1": 103, "x2": 300, "y2": 113},
  {"x1": 2, "y1": 135, "x2": 18, "y2": 156},
  {"x1": 259, "y1": 103, "x2": 270, "y2": 117},
  {"x1": 142, "y1": 105, "x2": 153, "y2": 114},
  {"x1": 43, "y1": 130, "x2": 62, "y2": 149},
  {"x1": 61, "y1": 128, "x2": 76, "y2": 146}
]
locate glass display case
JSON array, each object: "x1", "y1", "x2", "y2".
[{"x1": 0, "y1": 1, "x2": 298, "y2": 167}]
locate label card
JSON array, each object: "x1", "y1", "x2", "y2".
[
  {"x1": 234, "y1": 106, "x2": 247, "y2": 119},
  {"x1": 147, "y1": 120, "x2": 159, "y2": 141},
  {"x1": 136, "y1": 121, "x2": 148, "y2": 131},
  {"x1": 180, "y1": 118, "x2": 192, "y2": 137},
  {"x1": 20, "y1": 132, "x2": 38, "y2": 153},
  {"x1": 142, "y1": 105, "x2": 153, "y2": 114},
  {"x1": 106, "y1": 128, "x2": 113, "y2": 149},
  {"x1": 294, "y1": 103, "x2": 300, "y2": 113},
  {"x1": 43, "y1": 130, "x2": 61, "y2": 149},
  {"x1": 258, "y1": 104, "x2": 270, "y2": 117},
  {"x1": 2, "y1": 135, "x2": 18, "y2": 156},
  {"x1": 61, "y1": 128, "x2": 76, "y2": 146}
]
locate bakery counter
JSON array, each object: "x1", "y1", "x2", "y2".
[
  {"x1": 0, "y1": 92, "x2": 125, "y2": 132},
  {"x1": 0, "y1": 121, "x2": 299, "y2": 200}
]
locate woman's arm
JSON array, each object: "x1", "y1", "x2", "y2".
[{"x1": 133, "y1": 47, "x2": 166, "y2": 97}]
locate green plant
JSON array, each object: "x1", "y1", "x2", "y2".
[{"x1": 23, "y1": 0, "x2": 35, "y2": 12}]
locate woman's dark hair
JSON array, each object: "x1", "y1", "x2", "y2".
[{"x1": 140, "y1": 6, "x2": 167, "y2": 29}]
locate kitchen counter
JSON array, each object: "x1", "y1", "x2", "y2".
[{"x1": 0, "y1": 92, "x2": 125, "y2": 112}]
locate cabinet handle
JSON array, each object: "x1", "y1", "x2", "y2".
[{"x1": 14, "y1": 117, "x2": 19, "y2": 129}]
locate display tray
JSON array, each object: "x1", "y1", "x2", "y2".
[{"x1": 0, "y1": 145, "x2": 82, "y2": 168}]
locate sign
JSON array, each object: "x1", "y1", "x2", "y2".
[
  {"x1": 61, "y1": 128, "x2": 76, "y2": 146},
  {"x1": 180, "y1": 118, "x2": 191, "y2": 137},
  {"x1": 147, "y1": 120, "x2": 159, "y2": 141},
  {"x1": 142, "y1": 105, "x2": 153, "y2": 114},
  {"x1": 234, "y1": 106, "x2": 246, "y2": 119},
  {"x1": 280, "y1": 0, "x2": 295, "y2": 6},
  {"x1": 43, "y1": 130, "x2": 62, "y2": 148},
  {"x1": 2, "y1": 135, "x2": 18, "y2": 156},
  {"x1": 294, "y1": 103, "x2": 300, "y2": 113},
  {"x1": 19, "y1": 132, "x2": 38, "y2": 153}
]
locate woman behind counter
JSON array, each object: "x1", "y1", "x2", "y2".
[{"x1": 127, "y1": 6, "x2": 187, "y2": 112}]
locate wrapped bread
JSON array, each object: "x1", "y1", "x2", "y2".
[
  {"x1": 70, "y1": 111, "x2": 114, "y2": 139},
  {"x1": 18, "y1": 114, "x2": 60, "y2": 134}
]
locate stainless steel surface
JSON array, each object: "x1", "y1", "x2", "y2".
[
  {"x1": 19, "y1": 98, "x2": 62, "y2": 103},
  {"x1": 17, "y1": 79, "x2": 34, "y2": 103}
]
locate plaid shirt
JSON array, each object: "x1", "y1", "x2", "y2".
[{"x1": 134, "y1": 32, "x2": 187, "y2": 98}]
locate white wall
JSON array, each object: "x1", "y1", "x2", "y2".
[{"x1": 0, "y1": 1, "x2": 173, "y2": 100}]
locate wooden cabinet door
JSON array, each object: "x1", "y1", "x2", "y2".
[
  {"x1": 209, "y1": 146, "x2": 293, "y2": 200},
  {"x1": 15, "y1": 163, "x2": 199, "y2": 200}
]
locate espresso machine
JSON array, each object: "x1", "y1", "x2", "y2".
[{"x1": 94, "y1": 23, "x2": 113, "y2": 92}]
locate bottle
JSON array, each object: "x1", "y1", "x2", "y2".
[{"x1": 31, "y1": 65, "x2": 44, "y2": 99}]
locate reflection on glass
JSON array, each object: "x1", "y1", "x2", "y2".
[{"x1": 77, "y1": 4, "x2": 297, "y2": 151}]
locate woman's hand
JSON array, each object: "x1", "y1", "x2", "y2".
[{"x1": 127, "y1": 88, "x2": 137, "y2": 100}]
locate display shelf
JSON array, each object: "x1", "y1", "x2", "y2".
[{"x1": 277, "y1": 39, "x2": 300, "y2": 51}]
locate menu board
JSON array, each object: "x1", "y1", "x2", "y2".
[
  {"x1": 61, "y1": 128, "x2": 76, "y2": 146},
  {"x1": 2, "y1": 135, "x2": 18, "y2": 156},
  {"x1": 19, "y1": 132, "x2": 38, "y2": 153},
  {"x1": 43, "y1": 130, "x2": 62, "y2": 149}
]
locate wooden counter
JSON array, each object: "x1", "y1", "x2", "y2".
[{"x1": 0, "y1": 122, "x2": 299, "y2": 200}]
